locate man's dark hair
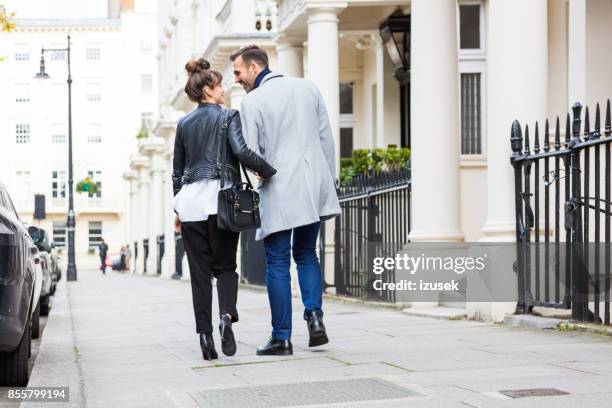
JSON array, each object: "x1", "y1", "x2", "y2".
[{"x1": 230, "y1": 45, "x2": 268, "y2": 68}]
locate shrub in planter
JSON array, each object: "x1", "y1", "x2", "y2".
[{"x1": 76, "y1": 177, "x2": 99, "y2": 195}]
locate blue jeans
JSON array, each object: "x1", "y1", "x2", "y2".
[{"x1": 264, "y1": 222, "x2": 323, "y2": 340}]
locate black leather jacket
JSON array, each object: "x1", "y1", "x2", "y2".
[{"x1": 172, "y1": 103, "x2": 276, "y2": 195}]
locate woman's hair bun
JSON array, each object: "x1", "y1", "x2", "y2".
[{"x1": 185, "y1": 57, "x2": 211, "y2": 75}]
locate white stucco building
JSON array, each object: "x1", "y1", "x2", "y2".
[
  {"x1": 125, "y1": 0, "x2": 612, "y2": 321},
  {"x1": 0, "y1": 0, "x2": 158, "y2": 269}
]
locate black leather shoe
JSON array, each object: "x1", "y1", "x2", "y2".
[
  {"x1": 305, "y1": 310, "x2": 329, "y2": 347},
  {"x1": 219, "y1": 315, "x2": 237, "y2": 356},
  {"x1": 256, "y1": 337, "x2": 293, "y2": 356},
  {"x1": 199, "y1": 333, "x2": 218, "y2": 360}
]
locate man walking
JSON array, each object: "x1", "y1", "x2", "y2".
[
  {"x1": 231, "y1": 45, "x2": 341, "y2": 356},
  {"x1": 98, "y1": 238, "x2": 108, "y2": 274}
]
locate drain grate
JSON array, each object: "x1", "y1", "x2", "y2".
[
  {"x1": 191, "y1": 377, "x2": 420, "y2": 408},
  {"x1": 499, "y1": 388, "x2": 570, "y2": 398}
]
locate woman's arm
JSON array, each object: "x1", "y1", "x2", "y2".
[
  {"x1": 227, "y1": 110, "x2": 277, "y2": 179},
  {"x1": 171, "y1": 122, "x2": 185, "y2": 195}
]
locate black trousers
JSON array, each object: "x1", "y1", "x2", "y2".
[{"x1": 181, "y1": 215, "x2": 240, "y2": 334}]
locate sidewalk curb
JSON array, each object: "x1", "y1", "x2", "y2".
[
  {"x1": 20, "y1": 278, "x2": 86, "y2": 408},
  {"x1": 504, "y1": 314, "x2": 612, "y2": 337}
]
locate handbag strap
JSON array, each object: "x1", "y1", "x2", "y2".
[{"x1": 219, "y1": 109, "x2": 255, "y2": 190}]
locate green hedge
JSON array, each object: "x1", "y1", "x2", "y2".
[{"x1": 340, "y1": 146, "x2": 410, "y2": 186}]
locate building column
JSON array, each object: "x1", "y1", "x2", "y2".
[
  {"x1": 142, "y1": 138, "x2": 166, "y2": 275},
  {"x1": 161, "y1": 154, "x2": 176, "y2": 278},
  {"x1": 122, "y1": 171, "x2": 138, "y2": 273},
  {"x1": 568, "y1": 0, "x2": 586, "y2": 108},
  {"x1": 275, "y1": 33, "x2": 304, "y2": 78},
  {"x1": 306, "y1": 2, "x2": 346, "y2": 175},
  {"x1": 131, "y1": 154, "x2": 150, "y2": 275},
  {"x1": 228, "y1": 83, "x2": 246, "y2": 111},
  {"x1": 481, "y1": 0, "x2": 548, "y2": 242},
  {"x1": 408, "y1": 0, "x2": 463, "y2": 243},
  {"x1": 472, "y1": 0, "x2": 547, "y2": 322}
]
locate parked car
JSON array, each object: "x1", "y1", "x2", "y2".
[
  {"x1": 0, "y1": 182, "x2": 42, "y2": 386},
  {"x1": 28, "y1": 226, "x2": 54, "y2": 315},
  {"x1": 49, "y1": 242, "x2": 62, "y2": 294}
]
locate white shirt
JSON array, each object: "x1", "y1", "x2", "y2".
[{"x1": 173, "y1": 178, "x2": 233, "y2": 222}]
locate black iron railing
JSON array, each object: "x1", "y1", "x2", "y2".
[
  {"x1": 511, "y1": 100, "x2": 612, "y2": 324},
  {"x1": 329, "y1": 169, "x2": 411, "y2": 302}
]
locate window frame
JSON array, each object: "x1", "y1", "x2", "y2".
[
  {"x1": 51, "y1": 170, "x2": 67, "y2": 198},
  {"x1": 457, "y1": 0, "x2": 486, "y2": 59},
  {"x1": 15, "y1": 123, "x2": 31, "y2": 144},
  {"x1": 458, "y1": 0, "x2": 487, "y2": 161},
  {"x1": 88, "y1": 221, "x2": 103, "y2": 250},
  {"x1": 52, "y1": 221, "x2": 67, "y2": 248}
]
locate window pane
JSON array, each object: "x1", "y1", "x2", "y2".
[
  {"x1": 88, "y1": 221, "x2": 102, "y2": 249},
  {"x1": 339, "y1": 82, "x2": 354, "y2": 114},
  {"x1": 16, "y1": 124, "x2": 30, "y2": 144},
  {"x1": 340, "y1": 128, "x2": 354, "y2": 159},
  {"x1": 53, "y1": 221, "x2": 66, "y2": 247},
  {"x1": 461, "y1": 73, "x2": 482, "y2": 155},
  {"x1": 460, "y1": 5, "x2": 480, "y2": 49}
]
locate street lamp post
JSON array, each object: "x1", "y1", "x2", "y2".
[{"x1": 36, "y1": 34, "x2": 77, "y2": 281}]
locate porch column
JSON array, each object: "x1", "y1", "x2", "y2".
[
  {"x1": 275, "y1": 33, "x2": 304, "y2": 78},
  {"x1": 161, "y1": 156, "x2": 176, "y2": 278},
  {"x1": 122, "y1": 171, "x2": 138, "y2": 273},
  {"x1": 568, "y1": 0, "x2": 586, "y2": 108},
  {"x1": 143, "y1": 138, "x2": 166, "y2": 275},
  {"x1": 409, "y1": 0, "x2": 463, "y2": 242},
  {"x1": 473, "y1": 0, "x2": 547, "y2": 322},
  {"x1": 228, "y1": 83, "x2": 246, "y2": 111},
  {"x1": 307, "y1": 2, "x2": 347, "y2": 175},
  {"x1": 131, "y1": 154, "x2": 150, "y2": 275},
  {"x1": 481, "y1": 0, "x2": 548, "y2": 242}
]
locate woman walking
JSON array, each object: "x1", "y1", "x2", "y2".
[{"x1": 172, "y1": 57, "x2": 276, "y2": 360}]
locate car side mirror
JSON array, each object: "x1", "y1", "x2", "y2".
[{"x1": 28, "y1": 226, "x2": 44, "y2": 244}]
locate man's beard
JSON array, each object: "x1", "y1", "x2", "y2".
[{"x1": 240, "y1": 80, "x2": 253, "y2": 93}]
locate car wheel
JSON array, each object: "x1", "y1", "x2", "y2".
[
  {"x1": 0, "y1": 317, "x2": 31, "y2": 386},
  {"x1": 31, "y1": 301, "x2": 41, "y2": 339},
  {"x1": 40, "y1": 294, "x2": 50, "y2": 317}
]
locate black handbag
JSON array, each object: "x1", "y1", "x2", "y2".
[{"x1": 216, "y1": 110, "x2": 261, "y2": 232}]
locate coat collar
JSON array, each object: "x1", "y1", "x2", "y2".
[{"x1": 259, "y1": 71, "x2": 283, "y2": 86}]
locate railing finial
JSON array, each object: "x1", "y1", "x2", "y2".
[
  {"x1": 524, "y1": 124, "x2": 531, "y2": 155},
  {"x1": 606, "y1": 99, "x2": 611, "y2": 135},
  {"x1": 510, "y1": 120, "x2": 523, "y2": 155},
  {"x1": 584, "y1": 106, "x2": 591, "y2": 140},
  {"x1": 572, "y1": 102, "x2": 582, "y2": 140},
  {"x1": 534, "y1": 121, "x2": 541, "y2": 153},
  {"x1": 594, "y1": 103, "x2": 601, "y2": 139},
  {"x1": 554, "y1": 116, "x2": 561, "y2": 151},
  {"x1": 544, "y1": 119, "x2": 550, "y2": 152}
]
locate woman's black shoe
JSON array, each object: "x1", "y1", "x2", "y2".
[
  {"x1": 256, "y1": 337, "x2": 293, "y2": 356},
  {"x1": 305, "y1": 310, "x2": 329, "y2": 347},
  {"x1": 219, "y1": 315, "x2": 237, "y2": 356},
  {"x1": 199, "y1": 333, "x2": 218, "y2": 360}
]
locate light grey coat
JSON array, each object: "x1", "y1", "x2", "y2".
[{"x1": 240, "y1": 72, "x2": 341, "y2": 241}]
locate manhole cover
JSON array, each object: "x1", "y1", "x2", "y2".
[
  {"x1": 499, "y1": 388, "x2": 570, "y2": 398},
  {"x1": 191, "y1": 377, "x2": 420, "y2": 408}
]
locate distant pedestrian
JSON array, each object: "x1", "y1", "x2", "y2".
[
  {"x1": 124, "y1": 243, "x2": 132, "y2": 271},
  {"x1": 98, "y1": 239, "x2": 108, "y2": 274}
]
